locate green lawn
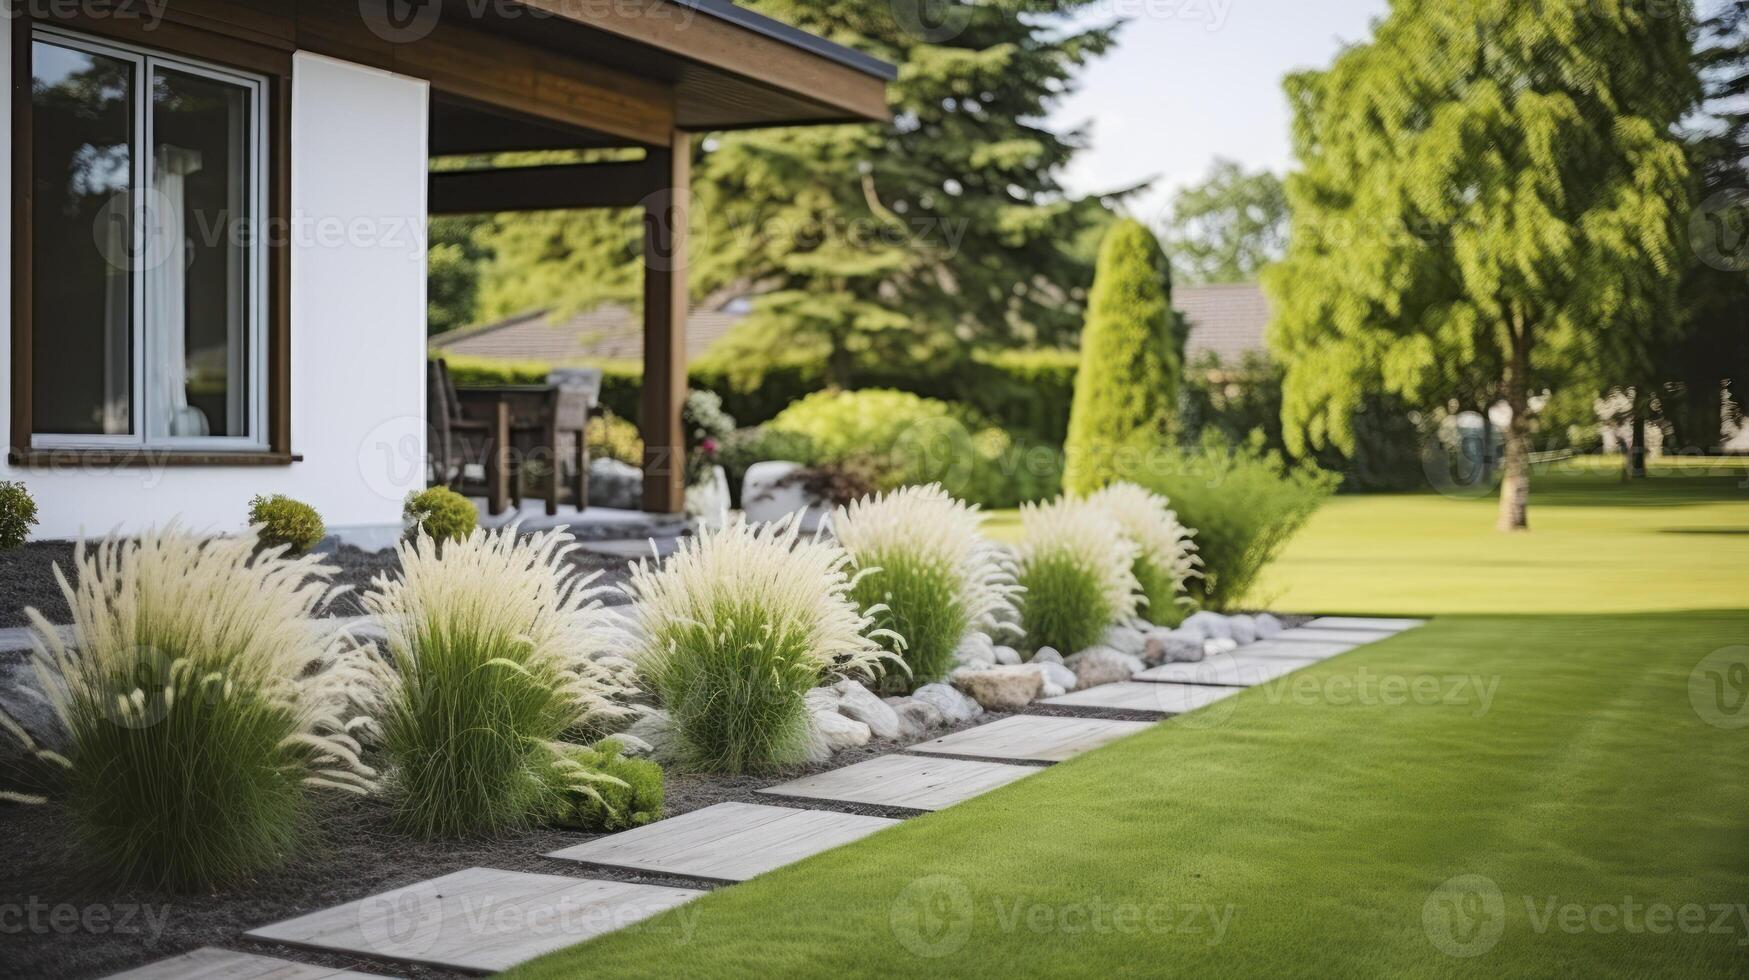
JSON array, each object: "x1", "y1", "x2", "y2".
[{"x1": 508, "y1": 462, "x2": 1749, "y2": 978}]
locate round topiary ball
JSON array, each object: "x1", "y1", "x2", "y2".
[
  {"x1": 403, "y1": 486, "x2": 478, "y2": 544},
  {"x1": 248, "y1": 494, "x2": 325, "y2": 554}
]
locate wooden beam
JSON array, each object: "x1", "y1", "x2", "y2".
[
  {"x1": 641, "y1": 132, "x2": 690, "y2": 515},
  {"x1": 428, "y1": 161, "x2": 652, "y2": 215},
  {"x1": 11, "y1": 6, "x2": 35, "y2": 455}
]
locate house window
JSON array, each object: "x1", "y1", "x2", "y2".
[{"x1": 28, "y1": 28, "x2": 268, "y2": 450}]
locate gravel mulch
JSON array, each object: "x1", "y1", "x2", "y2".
[{"x1": 0, "y1": 712, "x2": 1010, "y2": 980}]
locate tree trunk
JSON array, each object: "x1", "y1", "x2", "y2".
[
  {"x1": 1497, "y1": 324, "x2": 1531, "y2": 532},
  {"x1": 1477, "y1": 401, "x2": 1494, "y2": 484},
  {"x1": 1627, "y1": 397, "x2": 1649, "y2": 480}
]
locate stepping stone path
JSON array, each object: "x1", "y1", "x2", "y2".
[
  {"x1": 1042, "y1": 681, "x2": 1240, "y2": 715},
  {"x1": 106, "y1": 614, "x2": 1425, "y2": 979},
  {"x1": 547, "y1": 802, "x2": 899, "y2": 883},
  {"x1": 1136, "y1": 653, "x2": 1322, "y2": 687},
  {"x1": 1307, "y1": 616, "x2": 1426, "y2": 631},
  {"x1": 244, "y1": 868, "x2": 702, "y2": 974},
  {"x1": 759, "y1": 753, "x2": 1037, "y2": 811},
  {"x1": 908, "y1": 714, "x2": 1153, "y2": 762},
  {"x1": 107, "y1": 948, "x2": 393, "y2": 979}
]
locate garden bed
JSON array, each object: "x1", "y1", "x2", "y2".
[
  {"x1": 0, "y1": 710, "x2": 1008, "y2": 980},
  {"x1": 0, "y1": 541, "x2": 638, "y2": 629}
]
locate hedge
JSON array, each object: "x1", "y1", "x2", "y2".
[{"x1": 435, "y1": 348, "x2": 1081, "y2": 443}]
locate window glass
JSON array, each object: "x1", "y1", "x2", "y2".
[
  {"x1": 148, "y1": 67, "x2": 253, "y2": 439},
  {"x1": 30, "y1": 39, "x2": 136, "y2": 436}
]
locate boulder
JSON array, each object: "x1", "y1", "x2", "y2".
[
  {"x1": 1100, "y1": 624, "x2": 1149, "y2": 658},
  {"x1": 804, "y1": 686, "x2": 842, "y2": 713},
  {"x1": 950, "y1": 666, "x2": 1044, "y2": 711},
  {"x1": 1206, "y1": 637, "x2": 1240, "y2": 655},
  {"x1": 623, "y1": 709, "x2": 675, "y2": 760},
  {"x1": 913, "y1": 682, "x2": 985, "y2": 724},
  {"x1": 1182, "y1": 611, "x2": 1233, "y2": 642},
  {"x1": 595, "y1": 733, "x2": 655, "y2": 759},
  {"x1": 1031, "y1": 646, "x2": 1064, "y2": 665},
  {"x1": 832, "y1": 679, "x2": 902, "y2": 740},
  {"x1": 587, "y1": 458, "x2": 644, "y2": 510},
  {"x1": 1035, "y1": 660, "x2": 1079, "y2": 695},
  {"x1": 1065, "y1": 646, "x2": 1145, "y2": 688},
  {"x1": 742, "y1": 461, "x2": 828, "y2": 530},
  {"x1": 991, "y1": 645, "x2": 1022, "y2": 666},
  {"x1": 807, "y1": 707, "x2": 872, "y2": 753},
  {"x1": 884, "y1": 697, "x2": 947, "y2": 739},
  {"x1": 1227, "y1": 614, "x2": 1259, "y2": 646},
  {"x1": 953, "y1": 632, "x2": 997, "y2": 669},
  {"x1": 1254, "y1": 613, "x2": 1285, "y2": 638},
  {"x1": 1145, "y1": 628, "x2": 1205, "y2": 664}
]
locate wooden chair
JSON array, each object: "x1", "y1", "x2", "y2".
[
  {"x1": 427, "y1": 359, "x2": 509, "y2": 513},
  {"x1": 507, "y1": 369, "x2": 601, "y2": 516}
]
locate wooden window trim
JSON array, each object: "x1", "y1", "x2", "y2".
[{"x1": 9, "y1": 9, "x2": 295, "y2": 466}]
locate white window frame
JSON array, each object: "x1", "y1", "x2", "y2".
[{"x1": 30, "y1": 26, "x2": 270, "y2": 453}]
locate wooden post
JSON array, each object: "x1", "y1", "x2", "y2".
[{"x1": 642, "y1": 132, "x2": 690, "y2": 514}]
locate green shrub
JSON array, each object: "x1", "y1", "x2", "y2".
[
  {"x1": 0, "y1": 530, "x2": 377, "y2": 888},
  {"x1": 1015, "y1": 498, "x2": 1140, "y2": 654},
  {"x1": 552, "y1": 741, "x2": 664, "y2": 832},
  {"x1": 403, "y1": 486, "x2": 477, "y2": 543},
  {"x1": 248, "y1": 494, "x2": 325, "y2": 554},
  {"x1": 1118, "y1": 433, "x2": 1337, "y2": 610},
  {"x1": 1063, "y1": 220, "x2": 1179, "y2": 494},
  {"x1": 362, "y1": 529, "x2": 636, "y2": 837},
  {"x1": 719, "y1": 426, "x2": 821, "y2": 507},
  {"x1": 588, "y1": 410, "x2": 644, "y2": 466},
  {"x1": 624, "y1": 519, "x2": 895, "y2": 773},
  {"x1": 0, "y1": 481, "x2": 38, "y2": 550},
  {"x1": 834, "y1": 486, "x2": 1020, "y2": 690}
]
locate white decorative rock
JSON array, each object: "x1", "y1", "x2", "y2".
[
  {"x1": 992, "y1": 645, "x2": 1022, "y2": 666},
  {"x1": 742, "y1": 461, "x2": 828, "y2": 528},
  {"x1": 1183, "y1": 611, "x2": 1233, "y2": 642},
  {"x1": 588, "y1": 458, "x2": 644, "y2": 510},
  {"x1": 951, "y1": 666, "x2": 1045, "y2": 712},
  {"x1": 595, "y1": 733, "x2": 656, "y2": 759},
  {"x1": 913, "y1": 683, "x2": 985, "y2": 724},
  {"x1": 1031, "y1": 646, "x2": 1064, "y2": 665},
  {"x1": 1145, "y1": 628, "x2": 1205, "y2": 664},
  {"x1": 1254, "y1": 613, "x2": 1284, "y2": 638},
  {"x1": 686, "y1": 464, "x2": 733, "y2": 531},
  {"x1": 1206, "y1": 637, "x2": 1240, "y2": 655},
  {"x1": 954, "y1": 632, "x2": 998, "y2": 668},
  {"x1": 1065, "y1": 646, "x2": 1146, "y2": 688},
  {"x1": 1227, "y1": 614, "x2": 1259, "y2": 646},
  {"x1": 833, "y1": 679, "x2": 902, "y2": 740},
  {"x1": 885, "y1": 697, "x2": 947, "y2": 739},
  {"x1": 804, "y1": 686, "x2": 843, "y2": 713},
  {"x1": 808, "y1": 707, "x2": 872, "y2": 753},
  {"x1": 1101, "y1": 625, "x2": 1149, "y2": 658},
  {"x1": 623, "y1": 710, "x2": 675, "y2": 760},
  {"x1": 1035, "y1": 660, "x2": 1079, "y2": 695}
]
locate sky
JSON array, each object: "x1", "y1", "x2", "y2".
[{"x1": 1048, "y1": 0, "x2": 1389, "y2": 225}]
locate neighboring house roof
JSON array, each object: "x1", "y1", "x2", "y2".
[
  {"x1": 431, "y1": 300, "x2": 750, "y2": 365},
  {"x1": 1177, "y1": 283, "x2": 1272, "y2": 364}
]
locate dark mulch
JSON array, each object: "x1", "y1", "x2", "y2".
[
  {"x1": 0, "y1": 542, "x2": 640, "y2": 629},
  {"x1": 0, "y1": 713, "x2": 1008, "y2": 980}
]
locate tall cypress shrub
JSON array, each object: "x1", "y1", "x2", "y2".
[{"x1": 1062, "y1": 220, "x2": 1177, "y2": 494}]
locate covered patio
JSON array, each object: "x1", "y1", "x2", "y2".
[{"x1": 417, "y1": 0, "x2": 894, "y2": 515}]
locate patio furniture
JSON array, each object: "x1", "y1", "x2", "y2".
[
  {"x1": 450, "y1": 376, "x2": 599, "y2": 517},
  {"x1": 427, "y1": 359, "x2": 510, "y2": 514}
]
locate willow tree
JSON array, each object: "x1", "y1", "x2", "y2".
[{"x1": 1266, "y1": 0, "x2": 1696, "y2": 530}]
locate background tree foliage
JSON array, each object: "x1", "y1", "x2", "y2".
[
  {"x1": 1062, "y1": 220, "x2": 1178, "y2": 494},
  {"x1": 1164, "y1": 158, "x2": 1288, "y2": 285},
  {"x1": 454, "y1": 1, "x2": 1123, "y2": 381},
  {"x1": 1266, "y1": 0, "x2": 1697, "y2": 530}
]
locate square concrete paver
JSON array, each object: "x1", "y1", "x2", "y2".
[
  {"x1": 105, "y1": 948, "x2": 393, "y2": 979},
  {"x1": 1306, "y1": 616, "x2": 1426, "y2": 632},
  {"x1": 758, "y1": 754, "x2": 1036, "y2": 811},
  {"x1": 1136, "y1": 653, "x2": 1320, "y2": 687},
  {"x1": 1275, "y1": 627, "x2": 1397, "y2": 645},
  {"x1": 1242, "y1": 639, "x2": 1355, "y2": 660},
  {"x1": 245, "y1": 868, "x2": 701, "y2": 974},
  {"x1": 547, "y1": 802, "x2": 898, "y2": 883},
  {"x1": 1041, "y1": 681, "x2": 1239, "y2": 715},
  {"x1": 908, "y1": 714, "x2": 1153, "y2": 762}
]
